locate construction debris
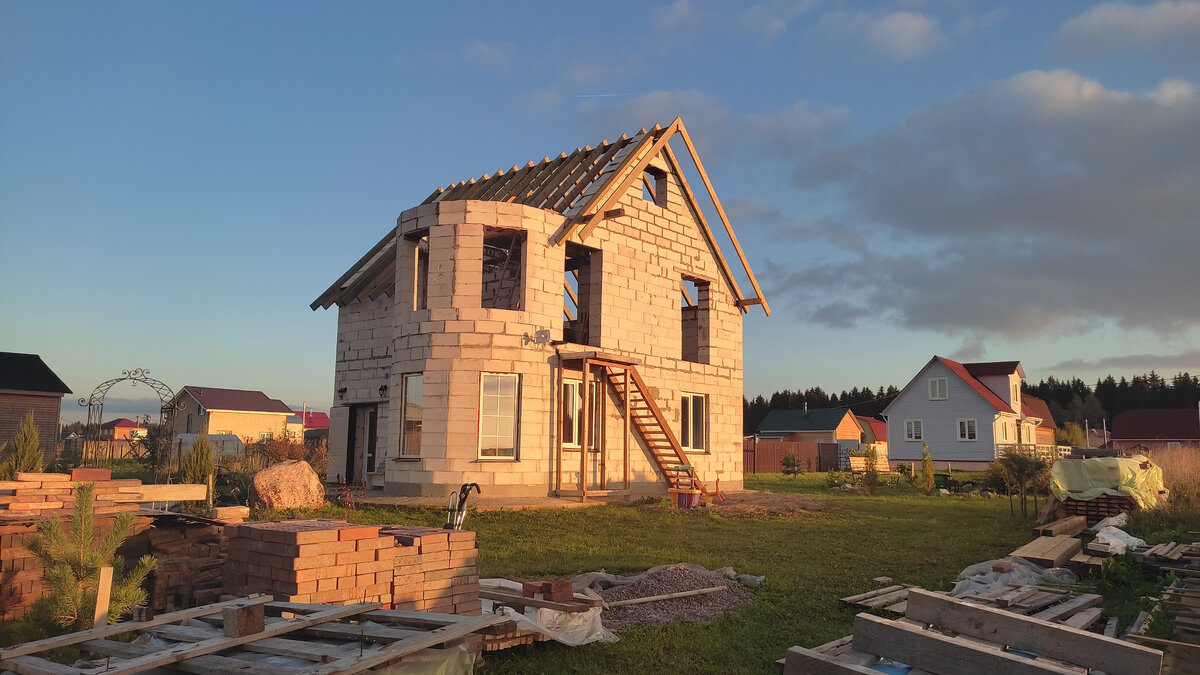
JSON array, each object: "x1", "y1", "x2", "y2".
[{"x1": 597, "y1": 564, "x2": 752, "y2": 631}]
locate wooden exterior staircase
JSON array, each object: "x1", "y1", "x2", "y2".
[{"x1": 598, "y1": 363, "x2": 704, "y2": 493}]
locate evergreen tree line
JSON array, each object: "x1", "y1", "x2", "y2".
[{"x1": 744, "y1": 371, "x2": 1200, "y2": 436}]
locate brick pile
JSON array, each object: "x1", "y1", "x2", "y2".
[
  {"x1": 223, "y1": 520, "x2": 480, "y2": 615},
  {"x1": 0, "y1": 469, "x2": 141, "y2": 619}
]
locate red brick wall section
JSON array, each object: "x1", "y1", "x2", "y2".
[{"x1": 222, "y1": 520, "x2": 480, "y2": 615}]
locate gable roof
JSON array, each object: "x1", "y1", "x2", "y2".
[
  {"x1": 964, "y1": 361, "x2": 1025, "y2": 379},
  {"x1": 936, "y1": 356, "x2": 1016, "y2": 414},
  {"x1": 756, "y1": 408, "x2": 856, "y2": 436},
  {"x1": 177, "y1": 386, "x2": 294, "y2": 414},
  {"x1": 1020, "y1": 394, "x2": 1056, "y2": 429},
  {"x1": 295, "y1": 410, "x2": 330, "y2": 430},
  {"x1": 0, "y1": 352, "x2": 72, "y2": 395},
  {"x1": 312, "y1": 118, "x2": 768, "y2": 315},
  {"x1": 1111, "y1": 408, "x2": 1200, "y2": 440},
  {"x1": 857, "y1": 416, "x2": 887, "y2": 443},
  {"x1": 101, "y1": 418, "x2": 140, "y2": 430}
]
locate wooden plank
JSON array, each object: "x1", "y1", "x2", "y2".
[
  {"x1": 858, "y1": 587, "x2": 911, "y2": 608},
  {"x1": 1012, "y1": 536, "x2": 1083, "y2": 568},
  {"x1": 113, "y1": 484, "x2": 208, "y2": 503},
  {"x1": 478, "y1": 588, "x2": 597, "y2": 612},
  {"x1": 1031, "y1": 593, "x2": 1103, "y2": 622},
  {"x1": 995, "y1": 586, "x2": 1039, "y2": 608},
  {"x1": 1035, "y1": 516, "x2": 1087, "y2": 538},
  {"x1": 93, "y1": 566, "x2": 113, "y2": 627},
  {"x1": 782, "y1": 646, "x2": 879, "y2": 674},
  {"x1": 606, "y1": 586, "x2": 726, "y2": 607},
  {"x1": 1061, "y1": 607, "x2": 1103, "y2": 629},
  {"x1": 840, "y1": 584, "x2": 905, "y2": 604},
  {"x1": 2, "y1": 655, "x2": 83, "y2": 675},
  {"x1": 904, "y1": 590, "x2": 1160, "y2": 675},
  {"x1": 79, "y1": 638, "x2": 288, "y2": 674},
  {"x1": 852, "y1": 613, "x2": 1079, "y2": 675},
  {"x1": 86, "y1": 602, "x2": 381, "y2": 675},
  {"x1": 295, "y1": 613, "x2": 508, "y2": 675},
  {"x1": 0, "y1": 595, "x2": 272, "y2": 660}
]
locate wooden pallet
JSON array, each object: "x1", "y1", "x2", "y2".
[
  {"x1": 783, "y1": 589, "x2": 1162, "y2": 675},
  {"x1": 1011, "y1": 535, "x2": 1083, "y2": 568},
  {"x1": 1033, "y1": 516, "x2": 1086, "y2": 538},
  {"x1": 839, "y1": 584, "x2": 916, "y2": 612},
  {"x1": 1060, "y1": 494, "x2": 1136, "y2": 524},
  {"x1": 0, "y1": 596, "x2": 508, "y2": 674}
]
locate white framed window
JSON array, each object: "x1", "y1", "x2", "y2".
[
  {"x1": 1002, "y1": 422, "x2": 1008, "y2": 441},
  {"x1": 1167, "y1": 441, "x2": 1181, "y2": 450},
  {"x1": 480, "y1": 373, "x2": 519, "y2": 458},
  {"x1": 905, "y1": 419, "x2": 923, "y2": 441},
  {"x1": 562, "y1": 379, "x2": 600, "y2": 450},
  {"x1": 400, "y1": 373, "x2": 423, "y2": 456},
  {"x1": 259, "y1": 432, "x2": 272, "y2": 441},
  {"x1": 1012, "y1": 384, "x2": 1020, "y2": 403},
  {"x1": 957, "y1": 418, "x2": 978, "y2": 441},
  {"x1": 680, "y1": 392, "x2": 707, "y2": 452},
  {"x1": 929, "y1": 378, "x2": 947, "y2": 400}
]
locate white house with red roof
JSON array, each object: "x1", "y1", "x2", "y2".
[{"x1": 883, "y1": 357, "x2": 1059, "y2": 469}]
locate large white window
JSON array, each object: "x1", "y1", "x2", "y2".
[
  {"x1": 928, "y1": 378, "x2": 947, "y2": 400},
  {"x1": 562, "y1": 379, "x2": 600, "y2": 450},
  {"x1": 680, "y1": 393, "x2": 707, "y2": 452},
  {"x1": 957, "y1": 418, "x2": 978, "y2": 441},
  {"x1": 400, "y1": 373, "x2": 423, "y2": 456},
  {"x1": 905, "y1": 419, "x2": 923, "y2": 441},
  {"x1": 480, "y1": 373, "x2": 519, "y2": 458}
]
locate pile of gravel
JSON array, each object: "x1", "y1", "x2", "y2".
[{"x1": 598, "y1": 564, "x2": 754, "y2": 631}]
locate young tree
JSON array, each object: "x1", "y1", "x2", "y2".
[
  {"x1": 863, "y1": 445, "x2": 879, "y2": 495},
  {"x1": 0, "y1": 411, "x2": 44, "y2": 479},
  {"x1": 1055, "y1": 422, "x2": 1086, "y2": 447},
  {"x1": 27, "y1": 483, "x2": 156, "y2": 629},
  {"x1": 921, "y1": 442, "x2": 935, "y2": 496},
  {"x1": 995, "y1": 450, "x2": 1049, "y2": 518},
  {"x1": 180, "y1": 435, "x2": 216, "y2": 514}
]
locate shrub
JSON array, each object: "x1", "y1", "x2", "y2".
[
  {"x1": 862, "y1": 445, "x2": 879, "y2": 495},
  {"x1": 180, "y1": 435, "x2": 215, "y2": 514},
  {"x1": 0, "y1": 411, "x2": 44, "y2": 479},
  {"x1": 825, "y1": 470, "x2": 853, "y2": 488},
  {"x1": 27, "y1": 483, "x2": 156, "y2": 629},
  {"x1": 780, "y1": 452, "x2": 802, "y2": 477},
  {"x1": 920, "y1": 443, "x2": 935, "y2": 496}
]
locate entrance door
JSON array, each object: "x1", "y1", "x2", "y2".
[{"x1": 344, "y1": 404, "x2": 378, "y2": 485}]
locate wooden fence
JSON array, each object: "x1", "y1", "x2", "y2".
[{"x1": 742, "y1": 437, "x2": 841, "y2": 473}]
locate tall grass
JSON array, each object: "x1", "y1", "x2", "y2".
[{"x1": 1128, "y1": 447, "x2": 1200, "y2": 543}]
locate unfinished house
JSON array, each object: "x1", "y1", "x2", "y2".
[{"x1": 312, "y1": 118, "x2": 769, "y2": 498}]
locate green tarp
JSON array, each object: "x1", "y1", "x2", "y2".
[{"x1": 1050, "y1": 455, "x2": 1167, "y2": 510}]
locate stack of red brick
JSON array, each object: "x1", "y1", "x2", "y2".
[
  {"x1": 0, "y1": 469, "x2": 140, "y2": 619},
  {"x1": 0, "y1": 469, "x2": 140, "y2": 518},
  {"x1": 223, "y1": 520, "x2": 480, "y2": 615}
]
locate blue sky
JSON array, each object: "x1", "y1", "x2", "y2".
[{"x1": 2, "y1": 1, "x2": 1198, "y2": 423}]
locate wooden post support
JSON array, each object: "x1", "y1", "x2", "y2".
[
  {"x1": 93, "y1": 566, "x2": 113, "y2": 628},
  {"x1": 222, "y1": 602, "x2": 265, "y2": 637},
  {"x1": 579, "y1": 359, "x2": 590, "y2": 501}
]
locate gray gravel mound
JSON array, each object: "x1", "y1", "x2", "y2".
[{"x1": 599, "y1": 564, "x2": 754, "y2": 631}]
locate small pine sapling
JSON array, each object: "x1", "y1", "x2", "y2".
[
  {"x1": 0, "y1": 411, "x2": 44, "y2": 479},
  {"x1": 180, "y1": 435, "x2": 216, "y2": 514},
  {"x1": 780, "y1": 452, "x2": 801, "y2": 477},
  {"x1": 27, "y1": 483, "x2": 156, "y2": 630}
]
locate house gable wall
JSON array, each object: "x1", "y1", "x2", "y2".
[
  {"x1": 0, "y1": 391, "x2": 63, "y2": 464},
  {"x1": 886, "y1": 360, "x2": 998, "y2": 462}
]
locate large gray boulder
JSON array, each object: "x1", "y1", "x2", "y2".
[{"x1": 253, "y1": 460, "x2": 325, "y2": 510}]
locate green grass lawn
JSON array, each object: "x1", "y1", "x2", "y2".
[{"x1": 260, "y1": 473, "x2": 1034, "y2": 674}]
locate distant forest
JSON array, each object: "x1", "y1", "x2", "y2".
[{"x1": 744, "y1": 372, "x2": 1200, "y2": 436}]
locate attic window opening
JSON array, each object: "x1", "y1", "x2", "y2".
[
  {"x1": 482, "y1": 227, "x2": 525, "y2": 311},
  {"x1": 681, "y1": 276, "x2": 709, "y2": 364},
  {"x1": 642, "y1": 167, "x2": 667, "y2": 207},
  {"x1": 408, "y1": 232, "x2": 429, "y2": 311},
  {"x1": 564, "y1": 242, "x2": 598, "y2": 345}
]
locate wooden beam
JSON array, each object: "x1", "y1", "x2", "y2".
[
  {"x1": 852, "y1": 613, "x2": 1079, "y2": 675},
  {"x1": 782, "y1": 646, "x2": 880, "y2": 675},
  {"x1": 295, "y1": 614, "x2": 507, "y2": 675},
  {"x1": 0, "y1": 595, "x2": 272, "y2": 660},
  {"x1": 674, "y1": 122, "x2": 771, "y2": 316},
  {"x1": 904, "y1": 589, "x2": 1161, "y2": 675},
  {"x1": 577, "y1": 124, "x2": 677, "y2": 241},
  {"x1": 93, "y1": 566, "x2": 113, "y2": 628},
  {"x1": 680, "y1": 281, "x2": 695, "y2": 307}
]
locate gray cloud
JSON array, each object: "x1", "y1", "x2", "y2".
[
  {"x1": 816, "y1": 9, "x2": 946, "y2": 60},
  {"x1": 1046, "y1": 350, "x2": 1200, "y2": 373},
  {"x1": 1059, "y1": 1, "x2": 1200, "y2": 58}
]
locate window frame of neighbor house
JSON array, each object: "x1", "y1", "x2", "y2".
[
  {"x1": 479, "y1": 373, "x2": 519, "y2": 459},
  {"x1": 928, "y1": 378, "x2": 948, "y2": 400},
  {"x1": 905, "y1": 419, "x2": 923, "y2": 441},
  {"x1": 957, "y1": 418, "x2": 978, "y2": 441},
  {"x1": 400, "y1": 372, "x2": 423, "y2": 456},
  {"x1": 562, "y1": 379, "x2": 600, "y2": 451},
  {"x1": 680, "y1": 392, "x2": 707, "y2": 453}
]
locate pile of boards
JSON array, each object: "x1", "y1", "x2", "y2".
[
  {"x1": 0, "y1": 595, "x2": 509, "y2": 675},
  {"x1": 784, "y1": 588, "x2": 1163, "y2": 674}
]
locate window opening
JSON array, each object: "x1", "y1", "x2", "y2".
[
  {"x1": 680, "y1": 393, "x2": 707, "y2": 452},
  {"x1": 400, "y1": 373, "x2": 423, "y2": 456},
  {"x1": 642, "y1": 167, "x2": 668, "y2": 207},
  {"x1": 364, "y1": 408, "x2": 378, "y2": 473},
  {"x1": 564, "y1": 242, "x2": 598, "y2": 345},
  {"x1": 413, "y1": 233, "x2": 429, "y2": 310},
  {"x1": 482, "y1": 228, "x2": 525, "y2": 310},
  {"x1": 480, "y1": 373, "x2": 519, "y2": 458},
  {"x1": 681, "y1": 276, "x2": 710, "y2": 364}
]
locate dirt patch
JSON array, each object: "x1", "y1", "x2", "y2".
[
  {"x1": 599, "y1": 564, "x2": 753, "y2": 631},
  {"x1": 708, "y1": 489, "x2": 829, "y2": 519}
]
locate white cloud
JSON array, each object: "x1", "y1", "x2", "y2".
[
  {"x1": 1060, "y1": 1, "x2": 1200, "y2": 56},
  {"x1": 653, "y1": 0, "x2": 709, "y2": 34},
  {"x1": 738, "y1": 0, "x2": 822, "y2": 40},
  {"x1": 464, "y1": 41, "x2": 515, "y2": 70},
  {"x1": 953, "y1": 8, "x2": 1009, "y2": 36},
  {"x1": 819, "y1": 9, "x2": 946, "y2": 60}
]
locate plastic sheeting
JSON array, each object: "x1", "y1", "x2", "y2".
[
  {"x1": 950, "y1": 557, "x2": 1078, "y2": 598},
  {"x1": 480, "y1": 579, "x2": 618, "y2": 646},
  {"x1": 1050, "y1": 455, "x2": 1167, "y2": 509},
  {"x1": 1093, "y1": 526, "x2": 1146, "y2": 555}
]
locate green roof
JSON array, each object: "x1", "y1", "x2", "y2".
[{"x1": 755, "y1": 408, "x2": 853, "y2": 437}]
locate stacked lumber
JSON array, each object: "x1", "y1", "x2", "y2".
[
  {"x1": 839, "y1": 584, "x2": 916, "y2": 614},
  {"x1": 1033, "y1": 515, "x2": 1086, "y2": 538},
  {"x1": 782, "y1": 589, "x2": 1163, "y2": 675},
  {"x1": 1061, "y1": 494, "x2": 1136, "y2": 524},
  {"x1": 1134, "y1": 540, "x2": 1198, "y2": 567},
  {"x1": 1010, "y1": 535, "x2": 1083, "y2": 568},
  {"x1": 223, "y1": 521, "x2": 481, "y2": 615},
  {"x1": 120, "y1": 519, "x2": 227, "y2": 612}
]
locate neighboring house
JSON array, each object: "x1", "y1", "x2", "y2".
[
  {"x1": 857, "y1": 415, "x2": 888, "y2": 452},
  {"x1": 1110, "y1": 408, "x2": 1200, "y2": 452},
  {"x1": 294, "y1": 410, "x2": 330, "y2": 445},
  {"x1": 0, "y1": 352, "x2": 72, "y2": 464},
  {"x1": 756, "y1": 407, "x2": 862, "y2": 445},
  {"x1": 100, "y1": 418, "x2": 145, "y2": 440},
  {"x1": 1019, "y1": 394, "x2": 1058, "y2": 447},
  {"x1": 883, "y1": 357, "x2": 1057, "y2": 470},
  {"x1": 165, "y1": 386, "x2": 295, "y2": 442},
  {"x1": 312, "y1": 119, "x2": 769, "y2": 498}
]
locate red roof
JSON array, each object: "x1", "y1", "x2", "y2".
[
  {"x1": 1111, "y1": 409, "x2": 1200, "y2": 440},
  {"x1": 1020, "y1": 394, "x2": 1057, "y2": 429},
  {"x1": 179, "y1": 386, "x2": 294, "y2": 414},
  {"x1": 295, "y1": 410, "x2": 330, "y2": 430},
  {"x1": 856, "y1": 416, "x2": 887, "y2": 442},
  {"x1": 101, "y1": 418, "x2": 140, "y2": 430},
  {"x1": 936, "y1": 356, "x2": 1016, "y2": 414}
]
